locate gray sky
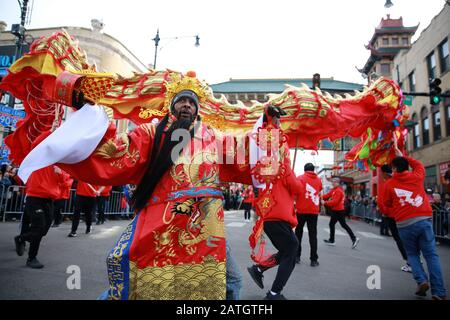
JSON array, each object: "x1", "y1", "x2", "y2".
[{"x1": 1, "y1": 0, "x2": 446, "y2": 85}]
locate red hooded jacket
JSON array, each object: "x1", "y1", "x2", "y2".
[
  {"x1": 76, "y1": 181, "x2": 99, "y2": 197},
  {"x1": 26, "y1": 166, "x2": 63, "y2": 200},
  {"x1": 296, "y1": 171, "x2": 323, "y2": 214},
  {"x1": 382, "y1": 156, "x2": 432, "y2": 223},
  {"x1": 261, "y1": 165, "x2": 302, "y2": 228},
  {"x1": 322, "y1": 186, "x2": 345, "y2": 211},
  {"x1": 58, "y1": 171, "x2": 73, "y2": 200}
]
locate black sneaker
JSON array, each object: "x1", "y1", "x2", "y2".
[
  {"x1": 26, "y1": 257, "x2": 44, "y2": 269},
  {"x1": 247, "y1": 265, "x2": 264, "y2": 289},
  {"x1": 310, "y1": 260, "x2": 319, "y2": 267},
  {"x1": 264, "y1": 291, "x2": 287, "y2": 300},
  {"x1": 101, "y1": 220, "x2": 105, "y2": 225},
  {"x1": 86, "y1": 226, "x2": 91, "y2": 234},
  {"x1": 14, "y1": 235, "x2": 25, "y2": 256},
  {"x1": 68, "y1": 232, "x2": 77, "y2": 237},
  {"x1": 295, "y1": 256, "x2": 301, "y2": 264},
  {"x1": 324, "y1": 239, "x2": 335, "y2": 246}
]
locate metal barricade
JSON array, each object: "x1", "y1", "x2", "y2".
[
  {"x1": 2, "y1": 185, "x2": 26, "y2": 222},
  {"x1": 433, "y1": 209, "x2": 449, "y2": 240},
  {"x1": 1, "y1": 185, "x2": 133, "y2": 221}
]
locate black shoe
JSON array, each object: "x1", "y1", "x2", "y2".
[
  {"x1": 310, "y1": 260, "x2": 319, "y2": 267},
  {"x1": 324, "y1": 239, "x2": 335, "y2": 246},
  {"x1": 26, "y1": 257, "x2": 44, "y2": 269},
  {"x1": 247, "y1": 265, "x2": 264, "y2": 289},
  {"x1": 14, "y1": 235, "x2": 25, "y2": 256},
  {"x1": 264, "y1": 291, "x2": 287, "y2": 300},
  {"x1": 101, "y1": 220, "x2": 105, "y2": 225},
  {"x1": 96, "y1": 221, "x2": 101, "y2": 225},
  {"x1": 68, "y1": 232, "x2": 77, "y2": 237},
  {"x1": 51, "y1": 224, "x2": 60, "y2": 228},
  {"x1": 352, "y1": 238, "x2": 360, "y2": 249},
  {"x1": 86, "y1": 226, "x2": 91, "y2": 234}
]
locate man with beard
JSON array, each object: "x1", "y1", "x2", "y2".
[{"x1": 20, "y1": 73, "x2": 252, "y2": 300}]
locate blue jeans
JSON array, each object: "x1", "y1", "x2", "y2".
[
  {"x1": 226, "y1": 240, "x2": 243, "y2": 300},
  {"x1": 398, "y1": 218, "x2": 447, "y2": 297}
]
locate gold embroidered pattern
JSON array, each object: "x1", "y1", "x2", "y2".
[{"x1": 128, "y1": 257, "x2": 226, "y2": 300}]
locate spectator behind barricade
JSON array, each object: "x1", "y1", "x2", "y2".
[
  {"x1": 0, "y1": 166, "x2": 13, "y2": 217},
  {"x1": 445, "y1": 193, "x2": 450, "y2": 211},
  {"x1": 431, "y1": 193, "x2": 448, "y2": 239}
]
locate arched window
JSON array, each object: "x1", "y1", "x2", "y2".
[
  {"x1": 432, "y1": 107, "x2": 441, "y2": 141},
  {"x1": 421, "y1": 107, "x2": 430, "y2": 146},
  {"x1": 412, "y1": 113, "x2": 420, "y2": 149}
]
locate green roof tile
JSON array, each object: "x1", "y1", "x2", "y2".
[{"x1": 211, "y1": 78, "x2": 364, "y2": 93}]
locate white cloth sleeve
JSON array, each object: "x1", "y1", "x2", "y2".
[{"x1": 18, "y1": 104, "x2": 109, "y2": 183}]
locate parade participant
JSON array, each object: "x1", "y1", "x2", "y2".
[
  {"x1": 96, "y1": 185, "x2": 112, "y2": 225},
  {"x1": 377, "y1": 164, "x2": 411, "y2": 273},
  {"x1": 14, "y1": 165, "x2": 62, "y2": 268},
  {"x1": 383, "y1": 137, "x2": 447, "y2": 300},
  {"x1": 247, "y1": 108, "x2": 303, "y2": 300},
  {"x1": 242, "y1": 186, "x2": 255, "y2": 221},
  {"x1": 68, "y1": 181, "x2": 100, "y2": 237},
  {"x1": 294, "y1": 163, "x2": 322, "y2": 266},
  {"x1": 23, "y1": 74, "x2": 254, "y2": 299},
  {"x1": 322, "y1": 178, "x2": 359, "y2": 248},
  {"x1": 52, "y1": 170, "x2": 73, "y2": 227}
]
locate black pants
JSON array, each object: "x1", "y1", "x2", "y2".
[
  {"x1": 294, "y1": 214, "x2": 318, "y2": 262},
  {"x1": 259, "y1": 221, "x2": 299, "y2": 293},
  {"x1": 53, "y1": 199, "x2": 66, "y2": 225},
  {"x1": 386, "y1": 217, "x2": 408, "y2": 261},
  {"x1": 329, "y1": 210, "x2": 356, "y2": 242},
  {"x1": 20, "y1": 196, "x2": 53, "y2": 259},
  {"x1": 96, "y1": 196, "x2": 107, "y2": 223},
  {"x1": 71, "y1": 195, "x2": 96, "y2": 233},
  {"x1": 243, "y1": 203, "x2": 252, "y2": 220},
  {"x1": 380, "y1": 216, "x2": 390, "y2": 235}
]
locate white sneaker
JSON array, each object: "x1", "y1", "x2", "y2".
[
  {"x1": 401, "y1": 264, "x2": 412, "y2": 273},
  {"x1": 351, "y1": 238, "x2": 360, "y2": 249}
]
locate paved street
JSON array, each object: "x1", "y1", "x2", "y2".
[{"x1": 0, "y1": 211, "x2": 449, "y2": 300}]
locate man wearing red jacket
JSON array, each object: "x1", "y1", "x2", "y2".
[
  {"x1": 322, "y1": 177, "x2": 359, "y2": 248},
  {"x1": 68, "y1": 181, "x2": 100, "y2": 237},
  {"x1": 96, "y1": 185, "x2": 112, "y2": 225},
  {"x1": 383, "y1": 139, "x2": 447, "y2": 300},
  {"x1": 247, "y1": 107, "x2": 302, "y2": 300},
  {"x1": 14, "y1": 165, "x2": 63, "y2": 268},
  {"x1": 377, "y1": 164, "x2": 410, "y2": 273},
  {"x1": 294, "y1": 163, "x2": 322, "y2": 266},
  {"x1": 52, "y1": 171, "x2": 73, "y2": 227}
]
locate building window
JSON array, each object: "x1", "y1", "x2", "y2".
[
  {"x1": 392, "y1": 38, "x2": 399, "y2": 45},
  {"x1": 433, "y1": 110, "x2": 441, "y2": 141},
  {"x1": 382, "y1": 38, "x2": 389, "y2": 45},
  {"x1": 427, "y1": 51, "x2": 437, "y2": 79},
  {"x1": 402, "y1": 37, "x2": 409, "y2": 46},
  {"x1": 439, "y1": 39, "x2": 449, "y2": 74},
  {"x1": 421, "y1": 107, "x2": 430, "y2": 146},
  {"x1": 380, "y1": 63, "x2": 390, "y2": 74},
  {"x1": 425, "y1": 165, "x2": 437, "y2": 191},
  {"x1": 446, "y1": 99, "x2": 450, "y2": 137},
  {"x1": 408, "y1": 71, "x2": 416, "y2": 92},
  {"x1": 412, "y1": 113, "x2": 420, "y2": 149}
]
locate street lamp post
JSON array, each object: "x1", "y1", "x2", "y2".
[
  {"x1": 151, "y1": 29, "x2": 200, "y2": 70},
  {"x1": 8, "y1": 0, "x2": 30, "y2": 107}
]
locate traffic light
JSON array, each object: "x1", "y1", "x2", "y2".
[{"x1": 429, "y1": 78, "x2": 442, "y2": 105}]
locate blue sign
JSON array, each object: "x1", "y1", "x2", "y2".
[{"x1": 0, "y1": 103, "x2": 26, "y2": 128}]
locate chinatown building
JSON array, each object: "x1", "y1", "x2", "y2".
[{"x1": 0, "y1": 19, "x2": 148, "y2": 163}]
